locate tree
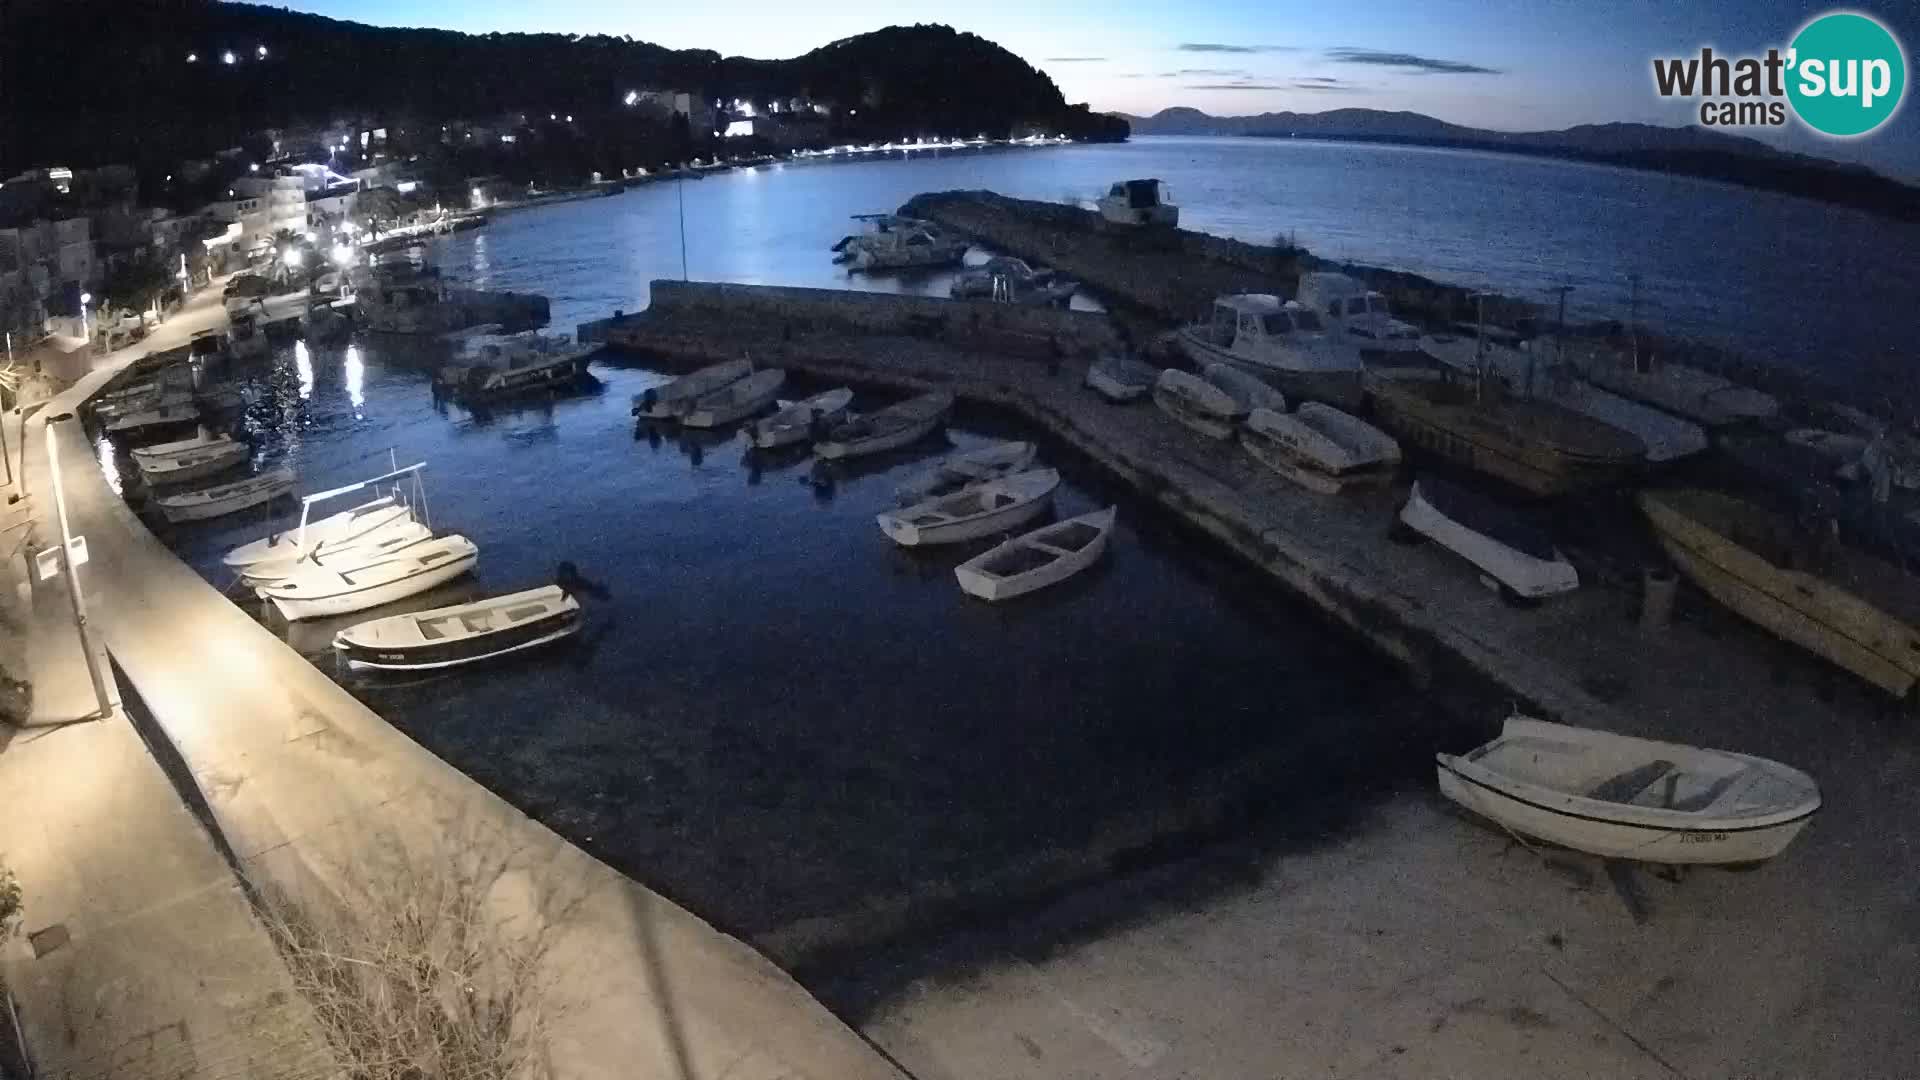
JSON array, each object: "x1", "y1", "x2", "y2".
[
  {"x1": 351, "y1": 187, "x2": 412, "y2": 239},
  {"x1": 101, "y1": 255, "x2": 171, "y2": 313},
  {"x1": 268, "y1": 228, "x2": 309, "y2": 286}
]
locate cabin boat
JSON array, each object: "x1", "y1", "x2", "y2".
[
  {"x1": 682, "y1": 368, "x2": 787, "y2": 428},
  {"x1": 1572, "y1": 344, "x2": 1779, "y2": 427},
  {"x1": 894, "y1": 441, "x2": 1037, "y2": 506},
  {"x1": 1241, "y1": 404, "x2": 1400, "y2": 494},
  {"x1": 832, "y1": 215, "x2": 966, "y2": 271},
  {"x1": 814, "y1": 391, "x2": 953, "y2": 459},
  {"x1": 225, "y1": 495, "x2": 414, "y2": 573},
  {"x1": 632, "y1": 359, "x2": 753, "y2": 420},
  {"x1": 155, "y1": 467, "x2": 296, "y2": 523},
  {"x1": 1084, "y1": 354, "x2": 1157, "y2": 403},
  {"x1": 1640, "y1": 489, "x2": 1920, "y2": 699},
  {"x1": 436, "y1": 331, "x2": 595, "y2": 400},
  {"x1": 133, "y1": 437, "x2": 248, "y2": 486},
  {"x1": 1366, "y1": 373, "x2": 1645, "y2": 497},
  {"x1": 1295, "y1": 272, "x2": 1422, "y2": 356},
  {"x1": 1097, "y1": 179, "x2": 1178, "y2": 227},
  {"x1": 1177, "y1": 294, "x2": 1363, "y2": 409},
  {"x1": 745, "y1": 388, "x2": 854, "y2": 449},
  {"x1": 333, "y1": 584, "x2": 581, "y2": 670},
  {"x1": 949, "y1": 257, "x2": 1078, "y2": 306},
  {"x1": 1153, "y1": 368, "x2": 1244, "y2": 440},
  {"x1": 878, "y1": 468, "x2": 1060, "y2": 546},
  {"x1": 258, "y1": 534, "x2": 479, "y2": 621},
  {"x1": 956, "y1": 507, "x2": 1117, "y2": 601},
  {"x1": 1437, "y1": 714, "x2": 1820, "y2": 865},
  {"x1": 1398, "y1": 476, "x2": 1579, "y2": 602}
]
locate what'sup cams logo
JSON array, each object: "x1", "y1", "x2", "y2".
[{"x1": 1653, "y1": 11, "x2": 1907, "y2": 136}]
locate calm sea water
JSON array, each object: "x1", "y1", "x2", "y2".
[{"x1": 424, "y1": 136, "x2": 1917, "y2": 386}]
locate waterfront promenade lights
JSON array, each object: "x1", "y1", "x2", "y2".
[
  {"x1": 257, "y1": 45, "x2": 268, "y2": 58},
  {"x1": 186, "y1": 52, "x2": 197, "y2": 62},
  {"x1": 331, "y1": 244, "x2": 353, "y2": 267},
  {"x1": 78, "y1": 292, "x2": 91, "y2": 338},
  {"x1": 624, "y1": 90, "x2": 639, "y2": 106},
  {"x1": 222, "y1": 50, "x2": 235, "y2": 64}
]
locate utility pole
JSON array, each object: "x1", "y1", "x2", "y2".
[{"x1": 44, "y1": 416, "x2": 114, "y2": 720}]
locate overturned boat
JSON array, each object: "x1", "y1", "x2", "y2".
[
  {"x1": 1153, "y1": 368, "x2": 1244, "y2": 440},
  {"x1": 1397, "y1": 476, "x2": 1579, "y2": 603},
  {"x1": 1241, "y1": 404, "x2": 1400, "y2": 494},
  {"x1": 1084, "y1": 354, "x2": 1158, "y2": 404}
]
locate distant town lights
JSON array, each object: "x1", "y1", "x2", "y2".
[
  {"x1": 257, "y1": 45, "x2": 268, "y2": 58},
  {"x1": 186, "y1": 53, "x2": 198, "y2": 63},
  {"x1": 623, "y1": 90, "x2": 639, "y2": 106},
  {"x1": 222, "y1": 50, "x2": 236, "y2": 64}
]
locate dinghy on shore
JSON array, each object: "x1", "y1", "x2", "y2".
[
  {"x1": 1084, "y1": 354, "x2": 1158, "y2": 403},
  {"x1": 745, "y1": 388, "x2": 854, "y2": 449},
  {"x1": 1241, "y1": 404, "x2": 1399, "y2": 494},
  {"x1": 682, "y1": 368, "x2": 787, "y2": 428},
  {"x1": 878, "y1": 468, "x2": 1060, "y2": 546},
  {"x1": 333, "y1": 585, "x2": 581, "y2": 670},
  {"x1": 956, "y1": 507, "x2": 1116, "y2": 601},
  {"x1": 893, "y1": 441, "x2": 1037, "y2": 506},
  {"x1": 815, "y1": 391, "x2": 953, "y2": 459},
  {"x1": 1397, "y1": 476, "x2": 1578, "y2": 603},
  {"x1": 631, "y1": 359, "x2": 752, "y2": 420},
  {"x1": 1204, "y1": 363, "x2": 1287, "y2": 415},
  {"x1": 258, "y1": 534, "x2": 479, "y2": 621},
  {"x1": 1437, "y1": 714, "x2": 1820, "y2": 865},
  {"x1": 1153, "y1": 369, "x2": 1244, "y2": 440}
]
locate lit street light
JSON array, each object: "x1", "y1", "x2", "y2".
[
  {"x1": 79, "y1": 292, "x2": 91, "y2": 338},
  {"x1": 222, "y1": 50, "x2": 236, "y2": 64},
  {"x1": 283, "y1": 248, "x2": 304, "y2": 268},
  {"x1": 331, "y1": 244, "x2": 353, "y2": 266},
  {"x1": 257, "y1": 44, "x2": 268, "y2": 58},
  {"x1": 624, "y1": 90, "x2": 639, "y2": 106},
  {"x1": 186, "y1": 52, "x2": 198, "y2": 62}
]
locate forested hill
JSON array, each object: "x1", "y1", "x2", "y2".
[{"x1": 0, "y1": 2, "x2": 1126, "y2": 173}]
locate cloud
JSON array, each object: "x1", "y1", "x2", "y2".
[
  {"x1": 1184, "y1": 82, "x2": 1293, "y2": 90},
  {"x1": 1177, "y1": 43, "x2": 1297, "y2": 54},
  {"x1": 1298, "y1": 76, "x2": 1340, "y2": 84},
  {"x1": 1162, "y1": 68, "x2": 1249, "y2": 77},
  {"x1": 1044, "y1": 56, "x2": 1107, "y2": 62},
  {"x1": 1289, "y1": 80, "x2": 1359, "y2": 92},
  {"x1": 1325, "y1": 48, "x2": 1499, "y2": 74}
]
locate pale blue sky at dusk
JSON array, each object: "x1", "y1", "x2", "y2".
[{"x1": 275, "y1": 0, "x2": 1920, "y2": 176}]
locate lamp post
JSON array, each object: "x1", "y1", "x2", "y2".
[
  {"x1": 44, "y1": 415, "x2": 114, "y2": 720},
  {"x1": 79, "y1": 291, "x2": 91, "y2": 342}
]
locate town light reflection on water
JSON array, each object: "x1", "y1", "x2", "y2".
[
  {"x1": 95, "y1": 434, "x2": 122, "y2": 496},
  {"x1": 345, "y1": 344, "x2": 364, "y2": 415},
  {"x1": 294, "y1": 340, "x2": 313, "y2": 400}
]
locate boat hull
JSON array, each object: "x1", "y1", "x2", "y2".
[
  {"x1": 1084, "y1": 363, "x2": 1151, "y2": 403},
  {"x1": 336, "y1": 607, "x2": 580, "y2": 670},
  {"x1": 879, "y1": 495, "x2": 1052, "y2": 546},
  {"x1": 816, "y1": 416, "x2": 940, "y2": 459},
  {"x1": 1400, "y1": 483, "x2": 1578, "y2": 598},
  {"x1": 224, "y1": 499, "x2": 408, "y2": 570},
  {"x1": 747, "y1": 391, "x2": 854, "y2": 449},
  {"x1": 266, "y1": 549, "x2": 478, "y2": 621},
  {"x1": 158, "y1": 471, "x2": 295, "y2": 523},
  {"x1": 1242, "y1": 430, "x2": 1391, "y2": 495},
  {"x1": 1177, "y1": 332, "x2": 1362, "y2": 410},
  {"x1": 956, "y1": 510, "x2": 1114, "y2": 601},
  {"x1": 136, "y1": 442, "x2": 249, "y2": 486},
  {"x1": 682, "y1": 371, "x2": 786, "y2": 428},
  {"x1": 1367, "y1": 378, "x2": 1641, "y2": 498}
]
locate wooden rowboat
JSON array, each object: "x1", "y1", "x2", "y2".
[
  {"x1": 956, "y1": 507, "x2": 1116, "y2": 601},
  {"x1": 631, "y1": 359, "x2": 752, "y2": 420},
  {"x1": 877, "y1": 468, "x2": 1060, "y2": 547},
  {"x1": 682, "y1": 368, "x2": 787, "y2": 428},
  {"x1": 893, "y1": 441, "x2": 1037, "y2": 506},
  {"x1": 815, "y1": 391, "x2": 953, "y2": 459},
  {"x1": 333, "y1": 584, "x2": 581, "y2": 670},
  {"x1": 1240, "y1": 404, "x2": 1399, "y2": 494},
  {"x1": 746, "y1": 388, "x2": 854, "y2": 449}
]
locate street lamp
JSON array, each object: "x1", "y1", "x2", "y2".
[
  {"x1": 79, "y1": 291, "x2": 91, "y2": 338},
  {"x1": 222, "y1": 50, "x2": 236, "y2": 64},
  {"x1": 283, "y1": 248, "x2": 303, "y2": 269},
  {"x1": 331, "y1": 244, "x2": 353, "y2": 266}
]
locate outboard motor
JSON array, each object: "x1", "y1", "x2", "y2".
[{"x1": 556, "y1": 560, "x2": 610, "y2": 599}]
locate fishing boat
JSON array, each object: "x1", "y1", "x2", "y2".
[
  {"x1": 1084, "y1": 354, "x2": 1157, "y2": 403},
  {"x1": 1241, "y1": 404, "x2": 1400, "y2": 494},
  {"x1": 129, "y1": 428, "x2": 224, "y2": 463},
  {"x1": 955, "y1": 507, "x2": 1117, "y2": 601},
  {"x1": 1097, "y1": 179, "x2": 1178, "y2": 227},
  {"x1": 239, "y1": 521, "x2": 435, "y2": 584},
  {"x1": 105, "y1": 400, "x2": 200, "y2": 435},
  {"x1": 224, "y1": 495, "x2": 414, "y2": 572},
  {"x1": 436, "y1": 331, "x2": 596, "y2": 400},
  {"x1": 1153, "y1": 368, "x2": 1244, "y2": 440},
  {"x1": 1640, "y1": 489, "x2": 1920, "y2": 699},
  {"x1": 1177, "y1": 294, "x2": 1362, "y2": 409},
  {"x1": 814, "y1": 391, "x2": 953, "y2": 459},
  {"x1": 893, "y1": 441, "x2": 1037, "y2": 506},
  {"x1": 632, "y1": 359, "x2": 753, "y2": 420},
  {"x1": 1397, "y1": 476, "x2": 1579, "y2": 602},
  {"x1": 832, "y1": 215, "x2": 967, "y2": 271},
  {"x1": 745, "y1": 388, "x2": 855, "y2": 449},
  {"x1": 258, "y1": 534, "x2": 479, "y2": 621},
  {"x1": 1295, "y1": 272, "x2": 1422, "y2": 357},
  {"x1": 333, "y1": 584, "x2": 581, "y2": 670},
  {"x1": 133, "y1": 437, "x2": 248, "y2": 486},
  {"x1": 681, "y1": 368, "x2": 787, "y2": 428},
  {"x1": 156, "y1": 467, "x2": 296, "y2": 524},
  {"x1": 878, "y1": 468, "x2": 1061, "y2": 547},
  {"x1": 1436, "y1": 714, "x2": 1820, "y2": 865},
  {"x1": 1366, "y1": 373, "x2": 1646, "y2": 497}
]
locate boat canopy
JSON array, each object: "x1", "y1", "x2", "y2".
[{"x1": 1110, "y1": 178, "x2": 1168, "y2": 207}]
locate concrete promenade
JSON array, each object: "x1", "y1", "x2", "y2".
[{"x1": 6, "y1": 286, "x2": 904, "y2": 1077}]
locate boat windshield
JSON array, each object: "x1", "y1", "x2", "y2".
[
  {"x1": 1346, "y1": 297, "x2": 1372, "y2": 316},
  {"x1": 1293, "y1": 310, "x2": 1326, "y2": 331},
  {"x1": 1261, "y1": 314, "x2": 1293, "y2": 335}
]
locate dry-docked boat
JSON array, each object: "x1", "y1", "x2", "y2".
[
  {"x1": 878, "y1": 468, "x2": 1061, "y2": 547},
  {"x1": 239, "y1": 521, "x2": 434, "y2": 584},
  {"x1": 258, "y1": 534, "x2": 479, "y2": 621},
  {"x1": 1295, "y1": 272, "x2": 1423, "y2": 357},
  {"x1": 105, "y1": 400, "x2": 200, "y2": 435},
  {"x1": 949, "y1": 257, "x2": 1078, "y2": 306},
  {"x1": 745, "y1": 388, "x2": 854, "y2": 449},
  {"x1": 1153, "y1": 368, "x2": 1244, "y2": 440},
  {"x1": 955, "y1": 507, "x2": 1117, "y2": 601},
  {"x1": 1203, "y1": 363, "x2": 1287, "y2": 414},
  {"x1": 333, "y1": 584, "x2": 581, "y2": 670},
  {"x1": 1084, "y1": 354, "x2": 1158, "y2": 403},
  {"x1": 156, "y1": 467, "x2": 296, "y2": 523},
  {"x1": 1398, "y1": 477, "x2": 1579, "y2": 602},
  {"x1": 224, "y1": 495, "x2": 414, "y2": 573},
  {"x1": 133, "y1": 437, "x2": 248, "y2": 486},
  {"x1": 1640, "y1": 489, "x2": 1920, "y2": 699},
  {"x1": 1177, "y1": 294, "x2": 1363, "y2": 409},
  {"x1": 1366, "y1": 374, "x2": 1646, "y2": 497},
  {"x1": 1241, "y1": 404, "x2": 1400, "y2": 494},
  {"x1": 632, "y1": 359, "x2": 753, "y2": 420},
  {"x1": 1574, "y1": 347, "x2": 1778, "y2": 428},
  {"x1": 814, "y1": 391, "x2": 953, "y2": 459},
  {"x1": 893, "y1": 441, "x2": 1037, "y2": 506},
  {"x1": 1437, "y1": 714, "x2": 1821, "y2": 865},
  {"x1": 681, "y1": 368, "x2": 786, "y2": 428}
]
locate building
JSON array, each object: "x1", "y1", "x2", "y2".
[
  {"x1": 202, "y1": 173, "x2": 307, "y2": 256},
  {"x1": 0, "y1": 216, "x2": 95, "y2": 337}
]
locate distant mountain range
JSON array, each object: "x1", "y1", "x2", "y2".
[{"x1": 1110, "y1": 108, "x2": 1916, "y2": 220}]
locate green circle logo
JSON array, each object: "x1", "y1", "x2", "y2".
[{"x1": 1787, "y1": 12, "x2": 1907, "y2": 136}]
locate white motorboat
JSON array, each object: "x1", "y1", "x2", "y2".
[
  {"x1": 1295, "y1": 272, "x2": 1422, "y2": 355},
  {"x1": 1154, "y1": 368, "x2": 1244, "y2": 440},
  {"x1": 682, "y1": 368, "x2": 787, "y2": 428},
  {"x1": 1203, "y1": 363, "x2": 1287, "y2": 414},
  {"x1": 893, "y1": 441, "x2": 1037, "y2": 506},
  {"x1": 333, "y1": 584, "x2": 581, "y2": 670},
  {"x1": 632, "y1": 359, "x2": 753, "y2": 420},
  {"x1": 1177, "y1": 294, "x2": 1362, "y2": 409},
  {"x1": 745, "y1": 388, "x2": 854, "y2": 449},
  {"x1": 1097, "y1": 179, "x2": 1178, "y2": 227},
  {"x1": 1397, "y1": 477, "x2": 1578, "y2": 602},
  {"x1": 240, "y1": 521, "x2": 435, "y2": 584},
  {"x1": 955, "y1": 507, "x2": 1117, "y2": 601},
  {"x1": 949, "y1": 257, "x2": 1077, "y2": 306},
  {"x1": 1241, "y1": 404, "x2": 1400, "y2": 494},
  {"x1": 815, "y1": 391, "x2": 953, "y2": 459},
  {"x1": 878, "y1": 468, "x2": 1061, "y2": 547},
  {"x1": 1084, "y1": 354, "x2": 1157, "y2": 403},
  {"x1": 833, "y1": 215, "x2": 966, "y2": 272},
  {"x1": 224, "y1": 495, "x2": 414, "y2": 571},
  {"x1": 156, "y1": 467, "x2": 296, "y2": 524},
  {"x1": 1574, "y1": 347, "x2": 1779, "y2": 428},
  {"x1": 129, "y1": 428, "x2": 223, "y2": 462},
  {"x1": 105, "y1": 400, "x2": 200, "y2": 435},
  {"x1": 436, "y1": 331, "x2": 595, "y2": 400},
  {"x1": 133, "y1": 437, "x2": 248, "y2": 486},
  {"x1": 258, "y1": 534, "x2": 479, "y2": 621},
  {"x1": 1437, "y1": 714, "x2": 1820, "y2": 865}
]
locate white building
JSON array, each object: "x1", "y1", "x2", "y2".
[{"x1": 0, "y1": 216, "x2": 94, "y2": 336}]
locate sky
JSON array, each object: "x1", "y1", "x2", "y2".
[{"x1": 278, "y1": 0, "x2": 1920, "y2": 177}]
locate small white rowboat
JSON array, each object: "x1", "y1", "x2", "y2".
[
  {"x1": 134, "y1": 438, "x2": 248, "y2": 486},
  {"x1": 1437, "y1": 714, "x2": 1820, "y2": 865},
  {"x1": 1154, "y1": 369, "x2": 1244, "y2": 440},
  {"x1": 1398, "y1": 478, "x2": 1578, "y2": 601},
  {"x1": 157, "y1": 467, "x2": 295, "y2": 523},
  {"x1": 878, "y1": 468, "x2": 1060, "y2": 546},
  {"x1": 1084, "y1": 355, "x2": 1157, "y2": 403},
  {"x1": 130, "y1": 428, "x2": 223, "y2": 462},
  {"x1": 956, "y1": 507, "x2": 1117, "y2": 601},
  {"x1": 893, "y1": 440, "x2": 1037, "y2": 506},
  {"x1": 631, "y1": 359, "x2": 753, "y2": 420},
  {"x1": 815, "y1": 391, "x2": 953, "y2": 459},
  {"x1": 746, "y1": 388, "x2": 855, "y2": 449},
  {"x1": 333, "y1": 584, "x2": 581, "y2": 670},
  {"x1": 1241, "y1": 404, "x2": 1400, "y2": 494},
  {"x1": 682, "y1": 368, "x2": 787, "y2": 428},
  {"x1": 224, "y1": 496, "x2": 413, "y2": 571}
]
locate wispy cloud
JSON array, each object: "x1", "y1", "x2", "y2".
[
  {"x1": 1325, "y1": 48, "x2": 1500, "y2": 74},
  {"x1": 1298, "y1": 76, "x2": 1341, "y2": 84},
  {"x1": 1289, "y1": 80, "x2": 1359, "y2": 92},
  {"x1": 1178, "y1": 43, "x2": 1297, "y2": 54},
  {"x1": 1044, "y1": 56, "x2": 1107, "y2": 62},
  {"x1": 1162, "y1": 68, "x2": 1249, "y2": 77},
  {"x1": 1184, "y1": 82, "x2": 1292, "y2": 91}
]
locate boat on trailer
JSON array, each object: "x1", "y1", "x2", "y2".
[
  {"x1": 156, "y1": 467, "x2": 296, "y2": 523},
  {"x1": 878, "y1": 468, "x2": 1060, "y2": 547},
  {"x1": 1437, "y1": 714, "x2": 1820, "y2": 865},
  {"x1": 814, "y1": 391, "x2": 953, "y2": 459},
  {"x1": 631, "y1": 359, "x2": 753, "y2": 420},
  {"x1": 1241, "y1": 404, "x2": 1400, "y2": 494},
  {"x1": 955, "y1": 507, "x2": 1117, "y2": 601},
  {"x1": 258, "y1": 534, "x2": 480, "y2": 621},
  {"x1": 1397, "y1": 476, "x2": 1579, "y2": 603},
  {"x1": 745, "y1": 388, "x2": 855, "y2": 449},
  {"x1": 333, "y1": 585, "x2": 581, "y2": 670},
  {"x1": 893, "y1": 441, "x2": 1037, "y2": 506}
]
